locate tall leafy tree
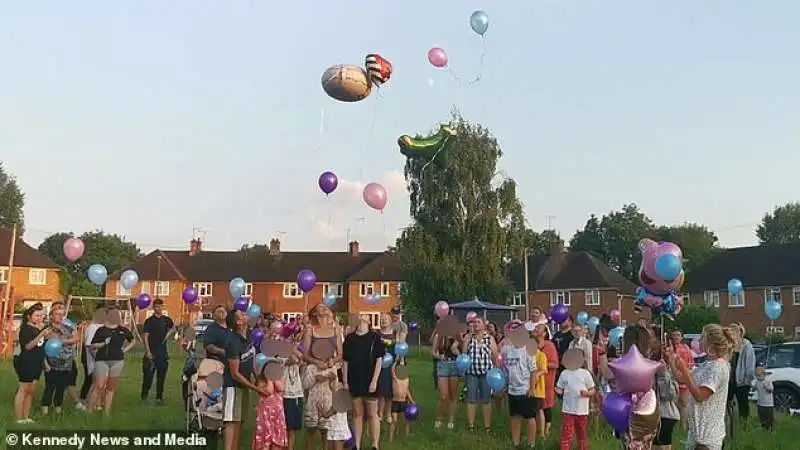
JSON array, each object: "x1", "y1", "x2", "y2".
[
  {"x1": 654, "y1": 223, "x2": 720, "y2": 273},
  {"x1": 395, "y1": 113, "x2": 526, "y2": 323},
  {"x1": 0, "y1": 163, "x2": 25, "y2": 234},
  {"x1": 756, "y1": 202, "x2": 800, "y2": 245},
  {"x1": 39, "y1": 231, "x2": 142, "y2": 296}
]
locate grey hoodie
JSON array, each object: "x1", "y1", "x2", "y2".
[{"x1": 735, "y1": 339, "x2": 756, "y2": 386}]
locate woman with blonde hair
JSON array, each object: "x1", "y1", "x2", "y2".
[
  {"x1": 727, "y1": 322, "x2": 755, "y2": 422},
  {"x1": 673, "y1": 324, "x2": 735, "y2": 450}
]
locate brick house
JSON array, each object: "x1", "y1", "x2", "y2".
[
  {"x1": 509, "y1": 246, "x2": 641, "y2": 324},
  {"x1": 0, "y1": 229, "x2": 62, "y2": 312},
  {"x1": 683, "y1": 243, "x2": 800, "y2": 339},
  {"x1": 105, "y1": 239, "x2": 405, "y2": 327}
]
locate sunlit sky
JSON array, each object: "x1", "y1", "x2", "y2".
[{"x1": 2, "y1": 1, "x2": 798, "y2": 253}]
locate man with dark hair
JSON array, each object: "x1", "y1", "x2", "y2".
[{"x1": 141, "y1": 299, "x2": 174, "y2": 404}]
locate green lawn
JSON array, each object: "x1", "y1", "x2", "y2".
[{"x1": 0, "y1": 349, "x2": 796, "y2": 449}]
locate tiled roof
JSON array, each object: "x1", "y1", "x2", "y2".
[
  {"x1": 0, "y1": 229, "x2": 59, "y2": 269},
  {"x1": 348, "y1": 252, "x2": 405, "y2": 281},
  {"x1": 684, "y1": 243, "x2": 800, "y2": 291},
  {"x1": 509, "y1": 251, "x2": 637, "y2": 294}
]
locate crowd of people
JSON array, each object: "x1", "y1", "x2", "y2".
[{"x1": 10, "y1": 298, "x2": 777, "y2": 450}]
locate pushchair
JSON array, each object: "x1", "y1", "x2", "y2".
[{"x1": 185, "y1": 358, "x2": 225, "y2": 445}]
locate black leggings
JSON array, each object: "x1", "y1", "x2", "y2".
[
  {"x1": 79, "y1": 355, "x2": 92, "y2": 400},
  {"x1": 42, "y1": 370, "x2": 71, "y2": 407},
  {"x1": 141, "y1": 357, "x2": 169, "y2": 400},
  {"x1": 728, "y1": 385, "x2": 751, "y2": 419}
]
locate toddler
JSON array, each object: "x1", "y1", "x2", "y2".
[
  {"x1": 754, "y1": 366, "x2": 774, "y2": 430},
  {"x1": 252, "y1": 360, "x2": 288, "y2": 450},
  {"x1": 389, "y1": 362, "x2": 416, "y2": 441},
  {"x1": 556, "y1": 355, "x2": 595, "y2": 450},
  {"x1": 317, "y1": 368, "x2": 351, "y2": 450}
]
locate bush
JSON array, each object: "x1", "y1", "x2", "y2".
[{"x1": 672, "y1": 304, "x2": 721, "y2": 334}]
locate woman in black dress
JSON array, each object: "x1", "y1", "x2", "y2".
[
  {"x1": 343, "y1": 313, "x2": 386, "y2": 450},
  {"x1": 14, "y1": 303, "x2": 53, "y2": 423},
  {"x1": 376, "y1": 313, "x2": 395, "y2": 423}
]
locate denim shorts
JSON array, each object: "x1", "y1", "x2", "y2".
[
  {"x1": 436, "y1": 360, "x2": 458, "y2": 378},
  {"x1": 465, "y1": 374, "x2": 491, "y2": 404}
]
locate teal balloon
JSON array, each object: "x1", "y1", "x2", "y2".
[
  {"x1": 455, "y1": 354, "x2": 471, "y2": 375},
  {"x1": 727, "y1": 278, "x2": 743, "y2": 295},
  {"x1": 394, "y1": 341, "x2": 409, "y2": 358},
  {"x1": 609, "y1": 326, "x2": 626, "y2": 347},
  {"x1": 765, "y1": 301, "x2": 782, "y2": 321},
  {"x1": 588, "y1": 316, "x2": 600, "y2": 334},
  {"x1": 470, "y1": 10, "x2": 489, "y2": 36},
  {"x1": 576, "y1": 311, "x2": 589, "y2": 326},
  {"x1": 254, "y1": 353, "x2": 268, "y2": 372},
  {"x1": 247, "y1": 304, "x2": 262, "y2": 320},
  {"x1": 323, "y1": 294, "x2": 337, "y2": 307},
  {"x1": 44, "y1": 338, "x2": 63, "y2": 358},
  {"x1": 229, "y1": 277, "x2": 246, "y2": 298},
  {"x1": 87, "y1": 264, "x2": 108, "y2": 286},
  {"x1": 381, "y1": 353, "x2": 394, "y2": 368},
  {"x1": 655, "y1": 254, "x2": 682, "y2": 281},
  {"x1": 486, "y1": 368, "x2": 506, "y2": 391}
]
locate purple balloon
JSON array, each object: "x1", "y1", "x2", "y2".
[
  {"x1": 608, "y1": 345, "x2": 661, "y2": 394},
  {"x1": 297, "y1": 269, "x2": 317, "y2": 293},
  {"x1": 234, "y1": 297, "x2": 249, "y2": 312},
  {"x1": 603, "y1": 391, "x2": 632, "y2": 432},
  {"x1": 408, "y1": 322, "x2": 418, "y2": 332},
  {"x1": 550, "y1": 304, "x2": 569, "y2": 325},
  {"x1": 318, "y1": 171, "x2": 339, "y2": 195},
  {"x1": 135, "y1": 293, "x2": 151, "y2": 309},
  {"x1": 251, "y1": 328, "x2": 265, "y2": 346},
  {"x1": 182, "y1": 287, "x2": 198, "y2": 305},
  {"x1": 404, "y1": 403, "x2": 419, "y2": 421}
]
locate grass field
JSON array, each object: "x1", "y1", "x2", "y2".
[{"x1": 0, "y1": 348, "x2": 796, "y2": 449}]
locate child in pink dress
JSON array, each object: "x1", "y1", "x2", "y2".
[{"x1": 252, "y1": 362, "x2": 288, "y2": 450}]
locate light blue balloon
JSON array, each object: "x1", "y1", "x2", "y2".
[
  {"x1": 727, "y1": 278, "x2": 743, "y2": 295},
  {"x1": 87, "y1": 264, "x2": 108, "y2": 286},
  {"x1": 609, "y1": 326, "x2": 626, "y2": 347},
  {"x1": 247, "y1": 304, "x2": 262, "y2": 320},
  {"x1": 44, "y1": 338, "x2": 63, "y2": 358},
  {"x1": 486, "y1": 368, "x2": 506, "y2": 391},
  {"x1": 765, "y1": 301, "x2": 782, "y2": 321},
  {"x1": 229, "y1": 277, "x2": 246, "y2": 298},
  {"x1": 254, "y1": 353, "x2": 268, "y2": 372},
  {"x1": 455, "y1": 354, "x2": 471, "y2": 375},
  {"x1": 394, "y1": 341, "x2": 410, "y2": 358},
  {"x1": 470, "y1": 10, "x2": 489, "y2": 36},
  {"x1": 120, "y1": 269, "x2": 139, "y2": 290},
  {"x1": 381, "y1": 352, "x2": 394, "y2": 368},
  {"x1": 587, "y1": 316, "x2": 600, "y2": 334},
  {"x1": 576, "y1": 311, "x2": 589, "y2": 326},
  {"x1": 323, "y1": 294, "x2": 337, "y2": 307},
  {"x1": 655, "y1": 254, "x2": 682, "y2": 281},
  {"x1": 62, "y1": 318, "x2": 76, "y2": 332}
]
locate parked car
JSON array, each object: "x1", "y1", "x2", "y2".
[
  {"x1": 748, "y1": 341, "x2": 800, "y2": 412},
  {"x1": 193, "y1": 318, "x2": 214, "y2": 338}
]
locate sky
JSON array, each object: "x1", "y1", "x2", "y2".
[{"x1": 1, "y1": 1, "x2": 799, "y2": 254}]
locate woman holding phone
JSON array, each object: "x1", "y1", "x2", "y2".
[{"x1": 13, "y1": 303, "x2": 52, "y2": 423}]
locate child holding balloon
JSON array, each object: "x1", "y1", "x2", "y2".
[
  {"x1": 252, "y1": 359, "x2": 288, "y2": 450},
  {"x1": 389, "y1": 361, "x2": 416, "y2": 441}
]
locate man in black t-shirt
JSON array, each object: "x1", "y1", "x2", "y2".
[
  {"x1": 141, "y1": 299, "x2": 174, "y2": 403},
  {"x1": 552, "y1": 314, "x2": 574, "y2": 382}
]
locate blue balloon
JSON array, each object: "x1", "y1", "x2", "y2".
[
  {"x1": 120, "y1": 269, "x2": 139, "y2": 290},
  {"x1": 455, "y1": 354, "x2": 471, "y2": 375},
  {"x1": 486, "y1": 368, "x2": 506, "y2": 391},
  {"x1": 728, "y1": 278, "x2": 743, "y2": 296},
  {"x1": 62, "y1": 318, "x2": 76, "y2": 332},
  {"x1": 587, "y1": 316, "x2": 600, "y2": 334},
  {"x1": 469, "y1": 10, "x2": 489, "y2": 36},
  {"x1": 765, "y1": 301, "x2": 782, "y2": 321},
  {"x1": 254, "y1": 353, "x2": 268, "y2": 372},
  {"x1": 247, "y1": 304, "x2": 262, "y2": 320},
  {"x1": 576, "y1": 311, "x2": 589, "y2": 326},
  {"x1": 655, "y1": 254, "x2": 682, "y2": 281},
  {"x1": 609, "y1": 326, "x2": 626, "y2": 347},
  {"x1": 323, "y1": 294, "x2": 337, "y2": 307},
  {"x1": 229, "y1": 277, "x2": 246, "y2": 298},
  {"x1": 44, "y1": 338, "x2": 63, "y2": 358},
  {"x1": 394, "y1": 341, "x2": 409, "y2": 358},
  {"x1": 87, "y1": 264, "x2": 108, "y2": 286},
  {"x1": 209, "y1": 389, "x2": 222, "y2": 400},
  {"x1": 381, "y1": 352, "x2": 394, "y2": 368}
]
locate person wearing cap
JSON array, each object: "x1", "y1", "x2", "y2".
[{"x1": 141, "y1": 298, "x2": 175, "y2": 404}]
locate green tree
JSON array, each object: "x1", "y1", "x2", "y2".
[
  {"x1": 756, "y1": 202, "x2": 800, "y2": 245},
  {"x1": 0, "y1": 163, "x2": 25, "y2": 233},
  {"x1": 395, "y1": 113, "x2": 526, "y2": 324},
  {"x1": 654, "y1": 223, "x2": 720, "y2": 274},
  {"x1": 38, "y1": 231, "x2": 142, "y2": 296},
  {"x1": 671, "y1": 304, "x2": 720, "y2": 334}
]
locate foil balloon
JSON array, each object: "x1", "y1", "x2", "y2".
[
  {"x1": 364, "y1": 53, "x2": 393, "y2": 87},
  {"x1": 321, "y1": 65, "x2": 372, "y2": 102},
  {"x1": 398, "y1": 124, "x2": 457, "y2": 166},
  {"x1": 363, "y1": 182, "x2": 387, "y2": 211},
  {"x1": 427, "y1": 47, "x2": 448, "y2": 68},
  {"x1": 608, "y1": 345, "x2": 661, "y2": 394},
  {"x1": 638, "y1": 238, "x2": 683, "y2": 295}
]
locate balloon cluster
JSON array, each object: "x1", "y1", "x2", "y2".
[
  {"x1": 634, "y1": 239, "x2": 685, "y2": 320},
  {"x1": 602, "y1": 345, "x2": 661, "y2": 434},
  {"x1": 321, "y1": 54, "x2": 393, "y2": 103},
  {"x1": 427, "y1": 10, "x2": 489, "y2": 70}
]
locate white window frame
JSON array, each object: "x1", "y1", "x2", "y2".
[
  {"x1": 359, "y1": 282, "x2": 374, "y2": 297},
  {"x1": 764, "y1": 287, "x2": 781, "y2": 305},
  {"x1": 140, "y1": 281, "x2": 150, "y2": 294},
  {"x1": 116, "y1": 281, "x2": 131, "y2": 297},
  {"x1": 584, "y1": 290, "x2": 601, "y2": 306},
  {"x1": 397, "y1": 282, "x2": 405, "y2": 296},
  {"x1": 511, "y1": 292, "x2": 526, "y2": 307},
  {"x1": 794, "y1": 326, "x2": 800, "y2": 339},
  {"x1": 682, "y1": 293, "x2": 690, "y2": 305},
  {"x1": 322, "y1": 283, "x2": 344, "y2": 297},
  {"x1": 28, "y1": 269, "x2": 46, "y2": 285},
  {"x1": 282, "y1": 283, "x2": 302, "y2": 298},
  {"x1": 154, "y1": 281, "x2": 170, "y2": 297},
  {"x1": 359, "y1": 312, "x2": 380, "y2": 329},
  {"x1": 282, "y1": 312, "x2": 303, "y2": 322},
  {"x1": 766, "y1": 326, "x2": 784, "y2": 335},
  {"x1": 550, "y1": 291, "x2": 570, "y2": 306},
  {"x1": 793, "y1": 287, "x2": 800, "y2": 306},
  {"x1": 0, "y1": 267, "x2": 7, "y2": 284},
  {"x1": 194, "y1": 282, "x2": 214, "y2": 297},
  {"x1": 728, "y1": 291, "x2": 745, "y2": 308},
  {"x1": 703, "y1": 290, "x2": 720, "y2": 308},
  {"x1": 243, "y1": 282, "x2": 254, "y2": 298},
  {"x1": 380, "y1": 282, "x2": 390, "y2": 297}
]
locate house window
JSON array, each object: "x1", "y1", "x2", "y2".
[
  {"x1": 194, "y1": 282, "x2": 214, "y2": 297},
  {"x1": 794, "y1": 326, "x2": 800, "y2": 339},
  {"x1": 0, "y1": 268, "x2": 7, "y2": 283},
  {"x1": 154, "y1": 281, "x2": 170, "y2": 297},
  {"x1": 243, "y1": 283, "x2": 254, "y2": 298},
  {"x1": 283, "y1": 283, "x2": 302, "y2": 298},
  {"x1": 323, "y1": 283, "x2": 344, "y2": 297},
  {"x1": 380, "y1": 283, "x2": 390, "y2": 297},
  {"x1": 360, "y1": 312, "x2": 380, "y2": 329},
  {"x1": 764, "y1": 287, "x2": 781, "y2": 304},
  {"x1": 359, "y1": 282, "x2": 374, "y2": 297},
  {"x1": 793, "y1": 287, "x2": 800, "y2": 306},
  {"x1": 585, "y1": 290, "x2": 601, "y2": 306},
  {"x1": 728, "y1": 291, "x2": 745, "y2": 308},
  {"x1": 550, "y1": 291, "x2": 570, "y2": 306},
  {"x1": 703, "y1": 290, "x2": 720, "y2": 308},
  {"x1": 140, "y1": 281, "x2": 150, "y2": 294},
  {"x1": 682, "y1": 293, "x2": 690, "y2": 305},
  {"x1": 766, "y1": 326, "x2": 784, "y2": 335},
  {"x1": 282, "y1": 312, "x2": 303, "y2": 322},
  {"x1": 28, "y1": 269, "x2": 46, "y2": 285},
  {"x1": 511, "y1": 292, "x2": 526, "y2": 307},
  {"x1": 116, "y1": 282, "x2": 131, "y2": 297}
]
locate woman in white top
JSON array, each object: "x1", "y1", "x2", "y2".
[{"x1": 568, "y1": 326, "x2": 593, "y2": 374}]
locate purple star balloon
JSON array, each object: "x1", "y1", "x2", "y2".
[{"x1": 608, "y1": 344, "x2": 661, "y2": 394}]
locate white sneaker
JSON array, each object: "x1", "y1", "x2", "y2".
[
  {"x1": 75, "y1": 403, "x2": 87, "y2": 411},
  {"x1": 16, "y1": 418, "x2": 34, "y2": 424},
  {"x1": 447, "y1": 422, "x2": 455, "y2": 429},
  {"x1": 434, "y1": 421, "x2": 442, "y2": 430}
]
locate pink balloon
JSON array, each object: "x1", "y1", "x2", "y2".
[
  {"x1": 362, "y1": 182, "x2": 387, "y2": 211},
  {"x1": 434, "y1": 301, "x2": 449, "y2": 318},
  {"x1": 609, "y1": 309, "x2": 621, "y2": 323},
  {"x1": 427, "y1": 47, "x2": 448, "y2": 68},
  {"x1": 63, "y1": 237, "x2": 85, "y2": 262},
  {"x1": 466, "y1": 311, "x2": 478, "y2": 322},
  {"x1": 690, "y1": 337, "x2": 701, "y2": 355}
]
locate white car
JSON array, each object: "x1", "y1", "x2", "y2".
[{"x1": 749, "y1": 341, "x2": 800, "y2": 413}]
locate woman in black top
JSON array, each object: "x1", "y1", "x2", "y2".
[
  {"x1": 343, "y1": 313, "x2": 385, "y2": 450},
  {"x1": 89, "y1": 306, "x2": 135, "y2": 417},
  {"x1": 14, "y1": 303, "x2": 53, "y2": 423}
]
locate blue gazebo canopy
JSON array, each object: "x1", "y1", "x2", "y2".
[{"x1": 449, "y1": 297, "x2": 521, "y2": 324}]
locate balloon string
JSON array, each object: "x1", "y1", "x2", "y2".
[
  {"x1": 358, "y1": 94, "x2": 382, "y2": 183},
  {"x1": 317, "y1": 107, "x2": 325, "y2": 152},
  {"x1": 448, "y1": 35, "x2": 487, "y2": 87}
]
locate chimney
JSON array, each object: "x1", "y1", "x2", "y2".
[
  {"x1": 348, "y1": 241, "x2": 360, "y2": 257},
  {"x1": 189, "y1": 239, "x2": 202, "y2": 256},
  {"x1": 269, "y1": 238, "x2": 281, "y2": 256}
]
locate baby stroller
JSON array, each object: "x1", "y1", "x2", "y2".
[{"x1": 185, "y1": 358, "x2": 225, "y2": 445}]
